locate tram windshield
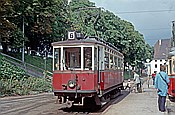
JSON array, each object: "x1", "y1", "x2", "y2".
[{"x1": 54, "y1": 47, "x2": 92, "y2": 71}]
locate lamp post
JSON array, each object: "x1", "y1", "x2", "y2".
[
  {"x1": 22, "y1": 16, "x2": 25, "y2": 63},
  {"x1": 44, "y1": 47, "x2": 47, "y2": 78}
]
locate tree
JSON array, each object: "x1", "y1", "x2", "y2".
[
  {"x1": 0, "y1": 0, "x2": 15, "y2": 53},
  {"x1": 9, "y1": 0, "x2": 70, "y2": 53},
  {"x1": 69, "y1": 0, "x2": 152, "y2": 69}
]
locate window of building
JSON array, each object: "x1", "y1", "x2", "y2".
[{"x1": 155, "y1": 64, "x2": 157, "y2": 68}]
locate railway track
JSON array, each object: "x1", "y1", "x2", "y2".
[
  {"x1": 0, "y1": 93, "x2": 52, "y2": 104},
  {"x1": 57, "y1": 90, "x2": 130, "y2": 115},
  {"x1": 0, "y1": 91, "x2": 129, "y2": 115},
  {"x1": 0, "y1": 93, "x2": 57, "y2": 115}
]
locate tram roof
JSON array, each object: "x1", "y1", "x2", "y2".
[{"x1": 52, "y1": 36, "x2": 120, "y2": 52}]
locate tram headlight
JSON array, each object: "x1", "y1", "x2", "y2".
[{"x1": 68, "y1": 80, "x2": 75, "y2": 88}]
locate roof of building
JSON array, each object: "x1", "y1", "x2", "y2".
[{"x1": 154, "y1": 39, "x2": 171, "y2": 59}]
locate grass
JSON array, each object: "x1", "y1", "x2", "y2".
[
  {"x1": 124, "y1": 70, "x2": 133, "y2": 80},
  {"x1": 0, "y1": 53, "x2": 52, "y2": 97},
  {"x1": 6, "y1": 52, "x2": 52, "y2": 72}
]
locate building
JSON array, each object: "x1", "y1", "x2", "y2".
[{"x1": 150, "y1": 39, "x2": 171, "y2": 74}]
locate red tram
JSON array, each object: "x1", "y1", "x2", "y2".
[
  {"x1": 52, "y1": 32, "x2": 124, "y2": 108},
  {"x1": 168, "y1": 55, "x2": 175, "y2": 101}
]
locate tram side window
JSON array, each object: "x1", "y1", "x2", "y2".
[
  {"x1": 94, "y1": 47, "x2": 97, "y2": 70},
  {"x1": 118, "y1": 58, "x2": 121, "y2": 69},
  {"x1": 84, "y1": 47, "x2": 92, "y2": 70},
  {"x1": 114, "y1": 57, "x2": 118, "y2": 69},
  {"x1": 121, "y1": 59, "x2": 124, "y2": 69},
  {"x1": 104, "y1": 52, "x2": 109, "y2": 69},
  {"x1": 64, "y1": 47, "x2": 81, "y2": 70},
  {"x1": 110, "y1": 54, "x2": 114, "y2": 69},
  {"x1": 54, "y1": 48, "x2": 61, "y2": 70}
]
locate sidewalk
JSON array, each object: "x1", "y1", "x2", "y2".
[{"x1": 103, "y1": 79, "x2": 175, "y2": 115}]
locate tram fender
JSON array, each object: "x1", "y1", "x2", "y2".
[{"x1": 95, "y1": 95, "x2": 101, "y2": 105}]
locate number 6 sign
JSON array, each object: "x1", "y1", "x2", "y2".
[{"x1": 68, "y1": 31, "x2": 75, "y2": 39}]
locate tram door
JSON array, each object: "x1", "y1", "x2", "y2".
[
  {"x1": 168, "y1": 56, "x2": 175, "y2": 75},
  {"x1": 97, "y1": 46, "x2": 104, "y2": 93}
]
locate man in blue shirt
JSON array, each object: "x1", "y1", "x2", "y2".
[{"x1": 154, "y1": 65, "x2": 170, "y2": 112}]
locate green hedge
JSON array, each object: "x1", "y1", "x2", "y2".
[{"x1": 0, "y1": 56, "x2": 52, "y2": 97}]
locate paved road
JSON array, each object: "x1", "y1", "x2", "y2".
[
  {"x1": 1, "y1": 79, "x2": 174, "y2": 115},
  {"x1": 103, "y1": 79, "x2": 175, "y2": 115}
]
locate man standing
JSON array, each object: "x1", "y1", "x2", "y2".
[
  {"x1": 154, "y1": 65, "x2": 170, "y2": 112},
  {"x1": 133, "y1": 71, "x2": 141, "y2": 92}
]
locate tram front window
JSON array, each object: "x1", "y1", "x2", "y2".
[
  {"x1": 64, "y1": 47, "x2": 81, "y2": 70},
  {"x1": 54, "y1": 47, "x2": 93, "y2": 70},
  {"x1": 54, "y1": 48, "x2": 61, "y2": 70}
]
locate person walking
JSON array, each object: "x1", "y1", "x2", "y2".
[
  {"x1": 147, "y1": 74, "x2": 151, "y2": 88},
  {"x1": 152, "y1": 71, "x2": 157, "y2": 85},
  {"x1": 125, "y1": 79, "x2": 132, "y2": 92},
  {"x1": 133, "y1": 71, "x2": 141, "y2": 92},
  {"x1": 154, "y1": 65, "x2": 170, "y2": 112}
]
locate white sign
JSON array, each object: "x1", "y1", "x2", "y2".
[{"x1": 68, "y1": 31, "x2": 75, "y2": 39}]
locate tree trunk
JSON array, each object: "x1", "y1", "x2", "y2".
[{"x1": 1, "y1": 42, "x2": 8, "y2": 53}]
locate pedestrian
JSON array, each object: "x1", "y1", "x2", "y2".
[
  {"x1": 147, "y1": 74, "x2": 151, "y2": 88},
  {"x1": 125, "y1": 79, "x2": 131, "y2": 92},
  {"x1": 152, "y1": 71, "x2": 157, "y2": 85},
  {"x1": 133, "y1": 71, "x2": 141, "y2": 92},
  {"x1": 154, "y1": 65, "x2": 170, "y2": 112}
]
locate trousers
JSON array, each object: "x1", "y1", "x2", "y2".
[
  {"x1": 136, "y1": 83, "x2": 141, "y2": 91},
  {"x1": 158, "y1": 95, "x2": 166, "y2": 112}
]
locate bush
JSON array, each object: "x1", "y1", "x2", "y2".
[{"x1": 0, "y1": 57, "x2": 52, "y2": 97}]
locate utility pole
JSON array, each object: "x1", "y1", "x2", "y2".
[
  {"x1": 22, "y1": 16, "x2": 25, "y2": 63},
  {"x1": 68, "y1": 0, "x2": 71, "y2": 5},
  {"x1": 172, "y1": 21, "x2": 175, "y2": 47}
]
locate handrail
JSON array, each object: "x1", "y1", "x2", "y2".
[{"x1": 0, "y1": 52, "x2": 53, "y2": 78}]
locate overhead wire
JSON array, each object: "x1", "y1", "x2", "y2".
[
  {"x1": 117, "y1": 9, "x2": 175, "y2": 14},
  {"x1": 139, "y1": 28, "x2": 171, "y2": 31}
]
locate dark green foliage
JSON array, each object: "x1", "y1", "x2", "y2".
[
  {"x1": 69, "y1": 0, "x2": 153, "y2": 69},
  {"x1": 0, "y1": 57, "x2": 25, "y2": 79},
  {"x1": 0, "y1": 57, "x2": 52, "y2": 97},
  {"x1": 0, "y1": 0, "x2": 153, "y2": 71}
]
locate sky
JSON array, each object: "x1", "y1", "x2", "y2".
[{"x1": 89, "y1": 0, "x2": 175, "y2": 46}]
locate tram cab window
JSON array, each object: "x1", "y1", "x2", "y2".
[
  {"x1": 64, "y1": 47, "x2": 81, "y2": 70},
  {"x1": 84, "y1": 47, "x2": 92, "y2": 70},
  {"x1": 54, "y1": 48, "x2": 61, "y2": 70}
]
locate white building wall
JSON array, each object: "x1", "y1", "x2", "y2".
[{"x1": 150, "y1": 59, "x2": 167, "y2": 74}]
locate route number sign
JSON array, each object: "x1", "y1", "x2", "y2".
[{"x1": 68, "y1": 31, "x2": 75, "y2": 39}]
